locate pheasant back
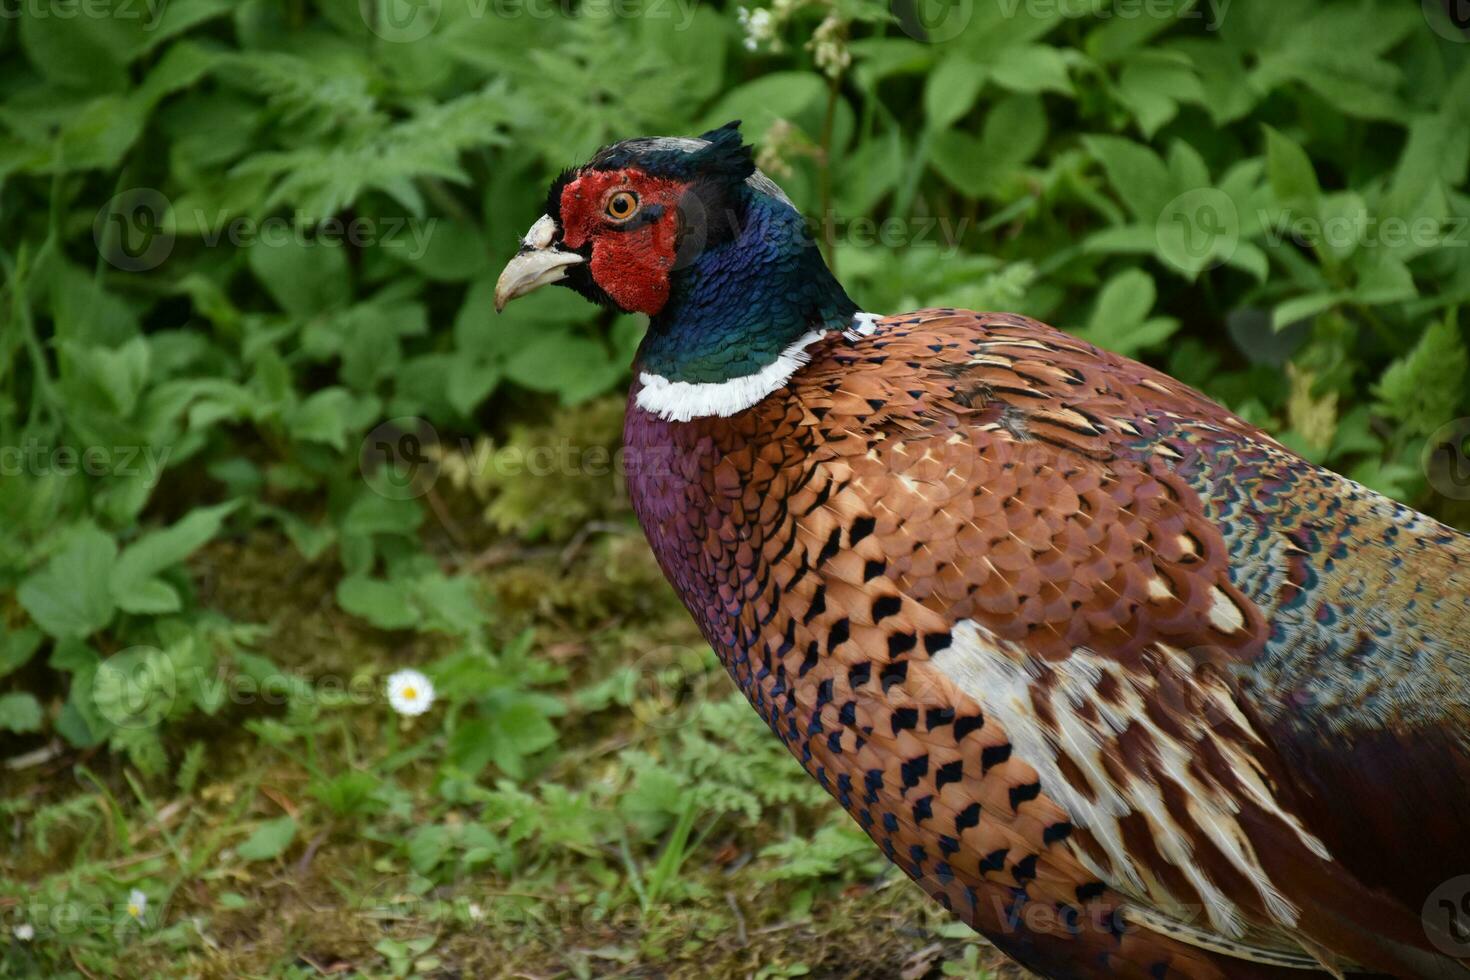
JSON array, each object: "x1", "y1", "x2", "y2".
[{"x1": 623, "y1": 310, "x2": 1470, "y2": 980}]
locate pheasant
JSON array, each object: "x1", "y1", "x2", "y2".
[{"x1": 494, "y1": 122, "x2": 1470, "y2": 980}]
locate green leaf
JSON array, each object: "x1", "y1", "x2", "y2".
[
  {"x1": 446, "y1": 718, "x2": 497, "y2": 775},
  {"x1": 836, "y1": 125, "x2": 903, "y2": 216},
  {"x1": 311, "y1": 770, "x2": 381, "y2": 816},
  {"x1": 384, "y1": 219, "x2": 490, "y2": 282},
  {"x1": 1224, "y1": 242, "x2": 1269, "y2": 283},
  {"x1": 1165, "y1": 141, "x2": 1210, "y2": 192},
  {"x1": 337, "y1": 576, "x2": 420, "y2": 630},
  {"x1": 1170, "y1": 39, "x2": 1255, "y2": 125},
  {"x1": 1373, "y1": 316, "x2": 1469, "y2": 437},
  {"x1": 247, "y1": 238, "x2": 351, "y2": 319},
  {"x1": 1352, "y1": 253, "x2": 1416, "y2": 306},
  {"x1": 849, "y1": 39, "x2": 934, "y2": 92},
  {"x1": 0, "y1": 693, "x2": 43, "y2": 733},
  {"x1": 19, "y1": 1, "x2": 137, "y2": 90},
  {"x1": 341, "y1": 493, "x2": 424, "y2": 538},
  {"x1": 19, "y1": 525, "x2": 118, "y2": 639},
  {"x1": 455, "y1": 277, "x2": 593, "y2": 362},
  {"x1": 63, "y1": 337, "x2": 152, "y2": 416},
  {"x1": 407, "y1": 825, "x2": 452, "y2": 874},
  {"x1": 0, "y1": 627, "x2": 43, "y2": 680},
  {"x1": 1089, "y1": 269, "x2": 1155, "y2": 331},
  {"x1": 410, "y1": 574, "x2": 486, "y2": 635},
  {"x1": 928, "y1": 130, "x2": 988, "y2": 199},
  {"x1": 988, "y1": 45, "x2": 1072, "y2": 95},
  {"x1": 1263, "y1": 125, "x2": 1320, "y2": 210},
  {"x1": 1272, "y1": 292, "x2": 1342, "y2": 331},
  {"x1": 446, "y1": 358, "x2": 500, "y2": 416},
  {"x1": 982, "y1": 94, "x2": 1048, "y2": 170},
  {"x1": 1078, "y1": 270, "x2": 1179, "y2": 357},
  {"x1": 1116, "y1": 54, "x2": 1201, "y2": 138},
  {"x1": 139, "y1": 0, "x2": 234, "y2": 54},
  {"x1": 700, "y1": 72, "x2": 828, "y2": 144},
  {"x1": 1085, "y1": 0, "x2": 1192, "y2": 61},
  {"x1": 924, "y1": 54, "x2": 983, "y2": 130},
  {"x1": 1082, "y1": 136, "x2": 1172, "y2": 223},
  {"x1": 1312, "y1": 192, "x2": 1367, "y2": 266},
  {"x1": 287, "y1": 388, "x2": 357, "y2": 450},
  {"x1": 490, "y1": 699, "x2": 558, "y2": 768},
  {"x1": 110, "y1": 501, "x2": 240, "y2": 614},
  {"x1": 236, "y1": 816, "x2": 298, "y2": 861},
  {"x1": 503, "y1": 335, "x2": 621, "y2": 404}
]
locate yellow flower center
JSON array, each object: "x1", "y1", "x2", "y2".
[{"x1": 403, "y1": 686, "x2": 417, "y2": 700}]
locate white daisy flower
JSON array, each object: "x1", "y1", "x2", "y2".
[
  {"x1": 386, "y1": 669, "x2": 435, "y2": 716},
  {"x1": 126, "y1": 889, "x2": 148, "y2": 920},
  {"x1": 467, "y1": 901, "x2": 484, "y2": 921},
  {"x1": 14, "y1": 923, "x2": 34, "y2": 941}
]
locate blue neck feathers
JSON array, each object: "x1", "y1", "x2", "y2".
[{"x1": 635, "y1": 188, "x2": 857, "y2": 384}]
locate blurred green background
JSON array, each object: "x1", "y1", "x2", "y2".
[{"x1": 2, "y1": 0, "x2": 1468, "y2": 976}]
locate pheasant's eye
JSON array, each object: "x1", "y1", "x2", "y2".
[{"x1": 605, "y1": 190, "x2": 639, "y2": 222}]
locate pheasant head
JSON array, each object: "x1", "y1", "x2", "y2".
[{"x1": 495, "y1": 122, "x2": 857, "y2": 416}]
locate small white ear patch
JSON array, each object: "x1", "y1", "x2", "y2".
[{"x1": 524, "y1": 214, "x2": 557, "y2": 250}]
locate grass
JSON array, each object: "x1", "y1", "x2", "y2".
[{"x1": 1, "y1": 399, "x2": 1025, "y2": 980}]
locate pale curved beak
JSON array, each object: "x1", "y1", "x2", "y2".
[{"x1": 494, "y1": 214, "x2": 585, "y2": 313}]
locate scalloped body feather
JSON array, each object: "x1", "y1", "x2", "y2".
[{"x1": 624, "y1": 310, "x2": 1470, "y2": 980}]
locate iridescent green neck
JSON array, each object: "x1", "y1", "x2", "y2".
[{"x1": 636, "y1": 189, "x2": 857, "y2": 385}]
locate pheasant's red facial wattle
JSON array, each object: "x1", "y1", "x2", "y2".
[{"x1": 558, "y1": 168, "x2": 686, "y2": 315}]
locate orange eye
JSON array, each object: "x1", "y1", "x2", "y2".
[{"x1": 605, "y1": 190, "x2": 639, "y2": 221}]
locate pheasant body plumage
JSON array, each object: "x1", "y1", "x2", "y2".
[{"x1": 496, "y1": 125, "x2": 1470, "y2": 980}]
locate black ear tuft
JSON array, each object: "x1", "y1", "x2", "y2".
[
  {"x1": 577, "y1": 122, "x2": 754, "y2": 185},
  {"x1": 697, "y1": 119, "x2": 742, "y2": 142},
  {"x1": 688, "y1": 120, "x2": 755, "y2": 186},
  {"x1": 543, "y1": 165, "x2": 578, "y2": 224}
]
